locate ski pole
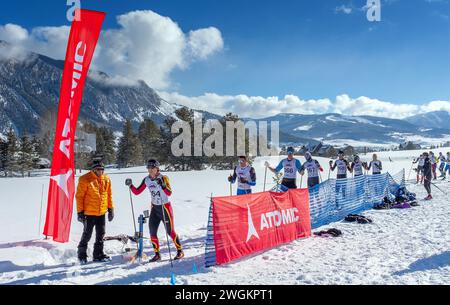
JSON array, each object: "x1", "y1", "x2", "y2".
[
  {"x1": 38, "y1": 184, "x2": 44, "y2": 237},
  {"x1": 263, "y1": 166, "x2": 268, "y2": 192},
  {"x1": 407, "y1": 161, "x2": 414, "y2": 181},
  {"x1": 128, "y1": 187, "x2": 137, "y2": 234},
  {"x1": 300, "y1": 175, "x2": 303, "y2": 188},
  {"x1": 425, "y1": 177, "x2": 447, "y2": 195},
  {"x1": 161, "y1": 203, "x2": 174, "y2": 269}
]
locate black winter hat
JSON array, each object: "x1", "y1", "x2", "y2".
[{"x1": 91, "y1": 160, "x2": 105, "y2": 170}]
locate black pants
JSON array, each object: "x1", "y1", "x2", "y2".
[
  {"x1": 424, "y1": 175, "x2": 432, "y2": 195},
  {"x1": 78, "y1": 215, "x2": 106, "y2": 259},
  {"x1": 281, "y1": 178, "x2": 297, "y2": 189},
  {"x1": 307, "y1": 177, "x2": 320, "y2": 188},
  {"x1": 149, "y1": 203, "x2": 182, "y2": 253}
]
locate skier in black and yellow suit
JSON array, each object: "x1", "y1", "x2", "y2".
[{"x1": 127, "y1": 159, "x2": 184, "y2": 262}]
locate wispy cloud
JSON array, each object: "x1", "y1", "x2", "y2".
[{"x1": 335, "y1": 5, "x2": 353, "y2": 14}]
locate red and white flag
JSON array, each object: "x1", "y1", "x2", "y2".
[{"x1": 43, "y1": 9, "x2": 105, "y2": 243}]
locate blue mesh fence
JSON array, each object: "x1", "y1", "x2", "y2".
[
  {"x1": 205, "y1": 200, "x2": 217, "y2": 267},
  {"x1": 205, "y1": 170, "x2": 405, "y2": 267}
]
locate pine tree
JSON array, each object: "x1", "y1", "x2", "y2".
[
  {"x1": 18, "y1": 133, "x2": 35, "y2": 177},
  {"x1": 138, "y1": 118, "x2": 161, "y2": 162},
  {"x1": 0, "y1": 138, "x2": 7, "y2": 176},
  {"x1": 37, "y1": 110, "x2": 58, "y2": 159},
  {"x1": 117, "y1": 120, "x2": 143, "y2": 168},
  {"x1": 159, "y1": 116, "x2": 177, "y2": 167},
  {"x1": 216, "y1": 113, "x2": 243, "y2": 170},
  {"x1": 98, "y1": 127, "x2": 116, "y2": 165},
  {"x1": 165, "y1": 107, "x2": 207, "y2": 171},
  {"x1": 78, "y1": 122, "x2": 116, "y2": 166},
  {"x1": 5, "y1": 128, "x2": 19, "y2": 177},
  {"x1": 30, "y1": 136, "x2": 42, "y2": 169}
]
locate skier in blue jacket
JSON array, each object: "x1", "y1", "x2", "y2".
[{"x1": 265, "y1": 147, "x2": 302, "y2": 189}]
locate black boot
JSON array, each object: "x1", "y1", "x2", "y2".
[
  {"x1": 93, "y1": 254, "x2": 111, "y2": 262},
  {"x1": 78, "y1": 246, "x2": 88, "y2": 264},
  {"x1": 149, "y1": 252, "x2": 161, "y2": 262},
  {"x1": 174, "y1": 250, "x2": 185, "y2": 260},
  {"x1": 93, "y1": 244, "x2": 110, "y2": 262}
]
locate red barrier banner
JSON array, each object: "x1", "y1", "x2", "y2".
[
  {"x1": 212, "y1": 189, "x2": 311, "y2": 265},
  {"x1": 43, "y1": 9, "x2": 105, "y2": 243}
]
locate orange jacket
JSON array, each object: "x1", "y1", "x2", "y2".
[{"x1": 76, "y1": 171, "x2": 114, "y2": 216}]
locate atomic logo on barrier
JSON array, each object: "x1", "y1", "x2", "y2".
[
  {"x1": 260, "y1": 208, "x2": 299, "y2": 231},
  {"x1": 246, "y1": 204, "x2": 259, "y2": 242}
]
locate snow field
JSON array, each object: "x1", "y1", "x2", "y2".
[{"x1": 0, "y1": 149, "x2": 449, "y2": 284}]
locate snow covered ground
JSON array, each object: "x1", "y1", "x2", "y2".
[{"x1": 0, "y1": 149, "x2": 449, "y2": 285}]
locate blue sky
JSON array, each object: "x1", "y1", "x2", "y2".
[{"x1": 1, "y1": 0, "x2": 450, "y2": 118}]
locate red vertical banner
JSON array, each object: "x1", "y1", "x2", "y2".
[
  {"x1": 212, "y1": 189, "x2": 311, "y2": 265},
  {"x1": 43, "y1": 9, "x2": 105, "y2": 243}
]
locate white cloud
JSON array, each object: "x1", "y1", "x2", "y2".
[
  {"x1": 187, "y1": 27, "x2": 224, "y2": 60},
  {"x1": 160, "y1": 91, "x2": 450, "y2": 119},
  {"x1": 421, "y1": 100, "x2": 450, "y2": 113},
  {"x1": 0, "y1": 24, "x2": 70, "y2": 60},
  {"x1": 335, "y1": 5, "x2": 353, "y2": 14},
  {"x1": 0, "y1": 10, "x2": 224, "y2": 90}
]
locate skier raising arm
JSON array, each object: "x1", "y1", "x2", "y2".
[
  {"x1": 228, "y1": 156, "x2": 256, "y2": 195},
  {"x1": 265, "y1": 146, "x2": 302, "y2": 189},
  {"x1": 329, "y1": 151, "x2": 351, "y2": 179},
  {"x1": 126, "y1": 159, "x2": 184, "y2": 262},
  {"x1": 299, "y1": 152, "x2": 323, "y2": 188}
]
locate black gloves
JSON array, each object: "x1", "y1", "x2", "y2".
[
  {"x1": 108, "y1": 208, "x2": 114, "y2": 222},
  {"x1": 239, "y1": 177, "x2": 248, "y2": 184},
  {"x1": 78, "y1": 212, "x2": 85, "y2": 223},
  {"x1": 228, "y1": 176, "x2": 233, "y2": 183},
  {"x1": 125, "y1": 178, "x2": 132, "y2": 186},
  {"x1": 156, "y1": 178, "x2": 166, "y2": 189}
]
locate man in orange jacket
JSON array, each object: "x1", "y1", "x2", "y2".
[{"x1": 76, "y1": 159, "x2": 114, "y2": 264}]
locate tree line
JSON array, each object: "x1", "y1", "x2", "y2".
[
  {"x1": 0, "y1": 129, "x2": 42, "y2": 177},
  {"x1": 1, "y1": 107, "x2": 258, "y2": 176}
]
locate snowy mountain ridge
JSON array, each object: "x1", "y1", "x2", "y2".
[
  {"x1": 253, "y1": 113, "x2": 450, "y2": 147},
  {"x1": 0, "y1": 40, "x2": 180, "y2": 136},
  {"x1": 1, "y1": 41, "x2": 450, "y2": 147}
]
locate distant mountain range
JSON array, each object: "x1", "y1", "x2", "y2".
[
  {"x1": 254, "y1": 112, "x2": 450, "y2": 147},
  {"x1": 1, "y1": 40, "x2": 450, "y2": 147},
  {"x1": 405, "y1": 111, "x2": 450, "y2": 130}
]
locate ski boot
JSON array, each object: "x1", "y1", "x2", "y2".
[
  {"x1": 93, "y1": 254, "x2": 111, "y2": 262},
  {"x1": 78, "y1": 256, "x2": 88, "y2": 265},
  {"x1": 77, "y1": 248, "x2": 88, "y2": 265},
  {"x1": 149, "y1": 252, "x2": 161, "y2": 263},
  {"x1": 423, "y1": 194, "x2": 433, "y2": 201},
  {"x1": 174, "y1": 250, "x2": 185, "y2": 260}
]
